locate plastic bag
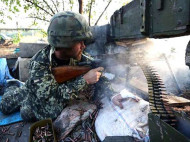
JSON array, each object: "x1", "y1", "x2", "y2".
[{"x1": 0, "y1": 58, "x2": 13, "y2": 86}]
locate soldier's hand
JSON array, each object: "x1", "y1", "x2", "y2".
[{"x1": 83, "y1": 67, "x2": 104, "y2": 84}]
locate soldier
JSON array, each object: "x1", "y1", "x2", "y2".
[{"x1": 0, "y1": 11, "x2": 117, "y2": 121}]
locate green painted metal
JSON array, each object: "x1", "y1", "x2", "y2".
[
  {"x1": 29, "y1": 118, "x2": 57, "y2": 142},
  {"x1": 150, "y1": 0, "x2": 190, "y2": 37},
  {"x1": 110, "y1": 0, "x2": 190, "y2": 40},
  {"x1": 149, "y1": 113, "x2": 190, "y2": 142},
  {"x1": 110, "y1": 0, "x2": 147, "y2": 40},
  {"x1": 174, "y1": 111, "x2": 190, "y2": 139},
  {"x1": 103, "y1": 136, "x2": 135, "y2": 142}
]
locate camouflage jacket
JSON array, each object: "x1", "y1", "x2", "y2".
[{"x1": 23, "y1": 45, "x2": 114, "y2": 120}]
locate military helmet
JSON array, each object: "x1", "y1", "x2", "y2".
[{"x1": 47, "y1": 11, "x2": 93, "y2": 48}]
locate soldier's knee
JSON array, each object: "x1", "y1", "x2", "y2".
[{"x1": 20, "y1": 107, "x2": 36, "y2": 122}]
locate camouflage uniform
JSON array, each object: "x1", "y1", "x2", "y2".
[
  {"x1": 0, "y1": 11, "x2": 115, "y2": 121},
  {"x1": 0, "y1": 45, "x2": 114, "y2": 121}
]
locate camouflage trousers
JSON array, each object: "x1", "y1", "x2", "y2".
[
  {"x1": 0, "y1": 84, "x2": 96, "y2": 122},
  {"x1": 0, "y1": 77, "x2": 108, "y2": 122},
  {"x1": 0, "y1": 85, "x2": 37, "y2": 122}
]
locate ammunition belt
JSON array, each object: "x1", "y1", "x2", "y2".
[{"x1": 139, "y1": 63, "x2": 177, "y2": 127}]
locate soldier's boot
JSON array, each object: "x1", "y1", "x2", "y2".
[
  {"x1": 0, "y1": 96, "x2": 20, "y2": 115},
  {"x1": 0, "y1": 80, "x2": 24, "y2": 114},
  {"x1": 20, "y1": 107, "x2": 37, "y2": 122}
]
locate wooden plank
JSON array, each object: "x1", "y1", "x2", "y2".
[
  {"x1": 129, "y1": 77, "x2": 148, "y2": 93},
  {"x1": 162, "y1": 95, "x2": 190, "y2": 107}
]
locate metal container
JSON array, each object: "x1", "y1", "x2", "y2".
[{"x1": 29, "y1": 118, "x2": 57, "y2": 142}]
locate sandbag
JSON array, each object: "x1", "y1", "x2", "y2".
[{"x1": 53, "y1": 100, "x2": 97, "y2": 141}]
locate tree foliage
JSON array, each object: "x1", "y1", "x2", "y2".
[
  {"x1": 0, "y1": 0, "x2": 21, "y2": 24},
  {"x1": 0, "y1": 0, "x2": 130, "y2": 26},
  {"x1": 12, "y1": 31, "x2": 22, "y2": 44},
  {"x1": 1, "y1": 0, "x2": 80, "y2": 25}
]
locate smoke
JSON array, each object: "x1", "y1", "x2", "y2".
[
  {"x1": 103, "y1": 41, "x2": 149, "y2": 100},
  {"x1": 147, "y1": 36, "x2": 190, "y2": 95},
  {"x1": 102, "y1": 35, "x2": 190, "y2": 97},
  {"x1": 87, "y1": 25, "x2": 190, "y2": 97}
]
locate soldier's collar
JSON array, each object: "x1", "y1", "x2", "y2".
[{"x1": 49, "y1": 46, "x2": 55, "y2": 69}]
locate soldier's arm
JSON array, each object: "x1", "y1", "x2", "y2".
[
  {"x1": 81, "y1": 53, "x2": 117, "y2": 99},
  {"x1": 29, "y1": 60, "x2": 88, "y2": 100}
]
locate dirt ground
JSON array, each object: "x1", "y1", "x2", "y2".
[
  {"x1": 0, "y1": 122, "x2": 32, "y2": 142},
  {"x1": 0, "y1": 44, "x2": 18, "y2": 58}
]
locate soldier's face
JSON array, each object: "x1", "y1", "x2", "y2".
[
  {"x1": 71, "y1": 41, "x2": 86, "y2": 60},
  {"x1": 55, "y1": 41, "x2": 86, "y2": 61}
]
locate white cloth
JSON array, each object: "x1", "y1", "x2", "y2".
[
  {"x1": 120, "y1": 89, "x2": 136, "y2": 99},
  {"x1": 95, "y1": 89, "x2": 150, "y2": 141}
]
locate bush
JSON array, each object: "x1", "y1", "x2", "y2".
[{"x1": 12, "y1": 32, "x2": 22, "y2": 44}]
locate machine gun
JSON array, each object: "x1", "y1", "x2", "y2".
[
  {"x1": 52, "y1": 59, "x2": 101, "y2": 84},
  {"x1": 52, "y1": 55, "x2": 119, "y2": 84}
]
